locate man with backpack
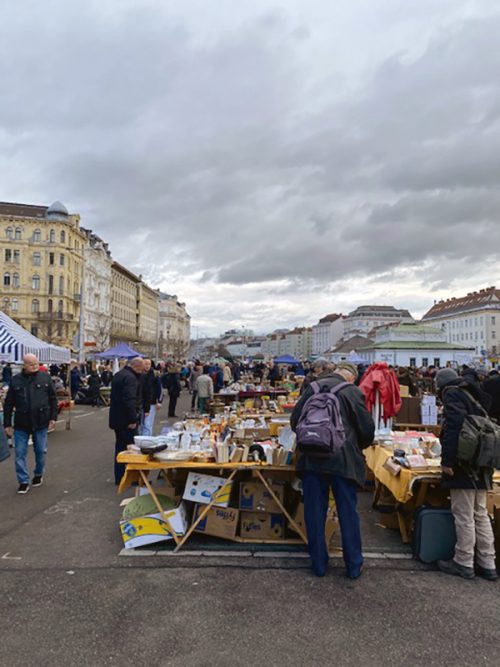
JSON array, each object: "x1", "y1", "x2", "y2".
[
  {"x1": 436, "y1": 368, "x2": 498, "y2": 581},
  {"x1": 291, "y1": 360, "x2": 375, "y2": 579}
]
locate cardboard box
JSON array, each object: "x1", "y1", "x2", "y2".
[
  {"x1": 193, "y1": 505, "x2": 239, "y2": 540},
  {"x1": 239, "y1": 481, "x2": 285, "y2": 513},
  {"x1": 289, "y1": 501, "x2": 337, "y2": 545},
  {"x1": 183, "y1": 472, "x2": 234, "y2": 508},
  {"x1": 119, "y1": 501, "x2": 189, "y2": 549},
  {"x1": 240, "y1": 511, "x2": 285, "y2": 539},
  {"x1": 399, "y1": 384, "x2": 409, "y2": 398}
]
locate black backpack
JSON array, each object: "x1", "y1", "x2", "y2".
[{"x1": 453, "y1": 388, "x2": 500, "y2": 475}]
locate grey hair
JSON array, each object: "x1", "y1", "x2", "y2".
[{"x1": 313, "y1": 357, "x2": 336, "y2": 373}]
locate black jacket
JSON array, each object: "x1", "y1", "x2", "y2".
[
  {"x1": 291, "y1": 373, "x2": 375, "y2": 488},
  {"x1": 440, "y1": 378, "x2": 493, "y2": 489},
  {"x1": 141, "y1": 370, "x2": 162, "y2": 412},
  {"x1": 481, "y1": 375, "x2": 500, "y2": 421},
  {"x1": 109, "y1": 366, "x2": 142, "y2": 430},
  {"x1": 162, "y1": 372, "x2": 181, "y2": 397},
  {"x1": 3, "y1": 370, "x2": 58, "y2": 432}
]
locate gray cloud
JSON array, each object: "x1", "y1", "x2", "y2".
[{"x1": 1, "y1": 1, "x2": 500, "y2": 332}]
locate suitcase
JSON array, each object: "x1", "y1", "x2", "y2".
[{"x1": 412, "y1": 507, "x2": 456, "y2": 563}]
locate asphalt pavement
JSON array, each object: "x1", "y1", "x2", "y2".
[{"x1": 0, "y1": 392, "x2": 498, "y2": 666}]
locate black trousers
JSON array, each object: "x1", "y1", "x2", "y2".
[
  {"x1": 190, "y1": 390, "x2": 198, "y2": 411},
  {"x1": 114, "y1": 427, "x2": 136, "y2": 485},
  {"x1": 168, "y1": 394, "x2": 179, "y2": 417}
]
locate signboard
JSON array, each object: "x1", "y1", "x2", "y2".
[{"x1": 84, "y1": 342, "x2": 97, "y2": 347}]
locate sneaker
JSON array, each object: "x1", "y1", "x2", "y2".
[
  {"x1": 475, "y1": 565, "x2": 499, "y2": 581},
  {"x1": 17, "y1": 483, "x2": 30, "y2": 494},
  {"x1": 32, "y1": 475, "x2": 43, "y2": 487},
  {"x1": 437, "y1": 559, "x2": 475, "y2": 580}
]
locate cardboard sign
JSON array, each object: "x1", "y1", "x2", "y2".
[
  {"x1": 183, "y1": 472, "x2": 233, "y2": 508},
  {"x1": 119, "y1": 501, "x2": 189, "y2": 549}
]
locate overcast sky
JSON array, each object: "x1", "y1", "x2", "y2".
[{"x1": 1, "y1": 0, "x2": 500, "y2": 336}]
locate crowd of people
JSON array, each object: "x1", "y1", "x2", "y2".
[{"x1": 0, "y1": 354, "x2": 499, "y2": 582}]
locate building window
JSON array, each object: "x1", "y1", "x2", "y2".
[
  {"x1": 492, "y1": 316, "x2": 496, "y2": 325},
  {"x1": 60, "y1": 230, "x2": 66, "y2": 244},
  {"x1": 49, "y1": 252, "x2": 55, "y2": 265},
  {"x1": 33, "y1": 229, "x2": 41, "y2": 242},
  {"x1": 11, "y1": 298, "x2": 18, "y2": 312},
  {"x1": 48, "y1": 298, "x2": 53, "y2": 312},
  {"x1": 13, "y1": 249, "x2": 20, "y2": 263},
  {"x1": 59, "y1": 276, "x2": 64, "y2": 295},
  {"x1": 31, "y1": 325, "x2": 38, "y2": 336},
  {"x1": 32, "y1": 252, "x2": 41, "y2": 266},
  {"x1": 6, "y1": 227, "x2": 13, "y2": 239},
  {"x1": 422, "y1": 357, "x2": 428, "y2": 367},
  {"x1": 57, "y1": 323, "x2": 63, "y2": 337},
  {"x1": 434, "y1": 358, "x2": 441, "y2": 368},
  {"x1": 4, "y1": 249, "x2": 11, "y2": 262},
  {"x1": 31, "y1": 299, "x2": 40, "y2": 314},
  {"x1": 492, "y1": 331, "x2": 496, "y2": 339},
  {"x1": 3, "y1": 272, "x2": 10, "y2": 287},
  {"x1": 15, "y1": 227, "x2": 22, "y2": 240},
  {"x1": 2, "y1": 297, "x2": 9, "y2": 311},
  {"x1": 58, "y1": 299, "x2": 63, "y2": 315},
  {"x1": 409, "y1": 357, "x2": 416, "y2": 367},
  {"x1": 49, "y1": 229, "x2": 56, "y2": 243},
  {"x1": 12, "y1": 273, "x2": 19, "y2": 288},
  {"x1": 32, "y1": 275, "x2": 40, "y2": 290},
  {"x1": 48, "y1": 275, "x2": 54, "y2": 294},
  {"x1": 493, "y1": 346, "x2": 498, "y2": 355},
  {"x1": 59, "y1": 254, "x2": 65, "y2": 266}
]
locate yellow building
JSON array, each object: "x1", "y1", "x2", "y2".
[
  {"x1": 110, "y1": 262, "x2": 139, "y2": 347},
  {"x1": 0, "y1": 201, "x2": 86, "y2": 349},
  {"x1": 110, "y1": 262, "x2": 159, "y2": 356},
  {"x1": 137, "y1": 281, "x2": 160, "y2": 357}
]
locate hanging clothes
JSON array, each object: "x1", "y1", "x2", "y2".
[{"x1": 359, "y1": 362, "x2": 402, "y2": 420}]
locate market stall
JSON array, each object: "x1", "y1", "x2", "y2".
[{"x1": 116, "y1": 414, "x2": 337, "y2": 552}]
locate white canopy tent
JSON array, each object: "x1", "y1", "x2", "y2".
[{"x1": 0, "y1": 311, "x2": 70, "y2": 364}]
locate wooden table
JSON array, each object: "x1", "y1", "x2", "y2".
[
  {"x1": 365, "y1": 445, "x2": 500, "y2": 543},
  {"x1": 117, "y1": 454, "x2": 308, "y2": 552}
]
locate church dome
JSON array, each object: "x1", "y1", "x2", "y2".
[{"x1": 46, "y1": 201, "x2": 69, "y2": 219}]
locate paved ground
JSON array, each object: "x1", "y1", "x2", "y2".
[{"x1": 0, "y1": 391, "x2": 498, "y2": 666}]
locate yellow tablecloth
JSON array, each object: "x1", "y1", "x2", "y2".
[{"x1": 364, "y1": 445, "x2": 441, "y2": 504}]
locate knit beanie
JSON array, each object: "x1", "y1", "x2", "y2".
[{"x1": 435, "y1": 368, "x2": 459, "y2": 390}]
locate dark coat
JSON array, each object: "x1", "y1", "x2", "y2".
[
  {"x1": 291, "y1": 372, "x2": 375, "y2": 488},
  {"x1": 141, "y1": 370, "x2": 162, "y2": 411},
  {"x1": 3, "y1": 370, "x2": 58, "y2": 432},
  {"x1": 481, "y1": 375, "x2": 500, "y2": 421},
  {"x1": 70, "y1": 367, "x2": 81, "y2": 393},
  {"x1": 109, "y1": 366, "x2": 142, "y2": 430},
  {"x1": 162, "y1": 372, "x2": 181, "y2": 397},
  {"x1": 2, "y1": 365, "x2": 12, "y2": 384},
  {"x1": 88, "y1": 373, "x2": 101, "y2": 399},
  {"x1": 440, "y1": 377, "x2": 493, "y2": 489}
]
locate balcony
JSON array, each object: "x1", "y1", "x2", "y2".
[{"x1": 38, "y1": 312, "x2": 74, "y2": 321}]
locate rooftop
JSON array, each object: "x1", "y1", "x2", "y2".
[
  {"x1": 347, "y1": 305, "x2": 412, "y2": 318},
  {"x1": 422, "y1": 287, "x2": 500, "y2": 319},
  {"x1": 330, "y1": 335, "x2": 373, "y2": 353},
  {"x1": 0, "y1": 201, "x2": 48, "y2": 218},
  {"x1": 318, "y1": 313, "x2": 343, "y2": 324}
]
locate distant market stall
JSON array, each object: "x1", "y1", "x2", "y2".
[{"x1": 0, "y1": 311, "x2": 70, "y2": 364}]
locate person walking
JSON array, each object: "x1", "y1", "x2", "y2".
[
  {"x1": 70, "y1": 364, "x2": 82, "y2": 399},
  {"x1": 196, "y1": 366, "x2": 214, "y2": 413},
  {"x1": 140, "y1": 358, "x2": 163, "y2": 436},
  {"x1": 291, "y1": 360, "x2": 375, "y2": 579},
  {"x1": 162, "y1": 365, "x2": 182, "y2": 418},
  {"x1": 2, "y1": 363, "x2": 13, "y2": 387},
  {"x1": 109, "y1": 357, "x2": 145, "y2": 485},
  {"x1": 3, "y1": 354, "x2": 58, "y2": 494},
  {"x1": 189, "y1": 362, "x2": 203, "y2": 412},
  {"x1": 436, "y1": 368, "x2": 498, "y2": 581},
  {"x1": 87, "y1": 369, "x2": 102, "y2": 407}
]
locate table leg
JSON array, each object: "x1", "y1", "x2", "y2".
[
  {"x1": 255, "y1": 470, "x2": 308, "y2": 544},
  {"x1": 139, "y1": 470, "x2": 180, "y2": 546},
  {"x1": 174, "y1": 469, "x2": 240, "y2": 553}
]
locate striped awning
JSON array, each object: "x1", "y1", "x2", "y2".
[{"x1": 0, "y1": 311, "x2": 70, "y2": 364}]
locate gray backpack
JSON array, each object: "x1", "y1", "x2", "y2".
[
  {"x1": 456, "y1": 389, "x2": 500, "y2": 471},
  {"x1": 296, "y1": 381, "x2": 349, "y2": 456}
]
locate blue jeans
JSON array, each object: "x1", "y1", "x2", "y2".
[
  {"x1": 302, "y1": 471, "x2": 363, "y2": 578},
  {"x1": 14, "y1": 428, "x2": 48, "y2": 484},
  {"x1": 140, "y1": 405, "x2": 156, "y2": 436}
]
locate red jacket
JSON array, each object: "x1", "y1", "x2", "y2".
[{"x1": 359, "y1": 363, "x2": 402, "y2": 419}]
